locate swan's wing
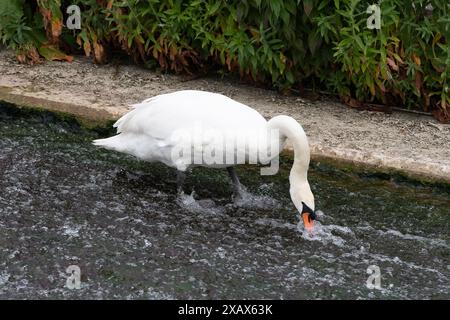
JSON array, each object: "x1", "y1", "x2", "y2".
[
  {"x1": 113, "y1": 90, "x2": 267, "y2": 140},
  {"x1": 101, "y1": 90, "x2": 278, "y2": 168}
]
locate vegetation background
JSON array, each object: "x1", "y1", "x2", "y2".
[{"x1": 0, "y1": 0, "x2": 449, "y2": 122}]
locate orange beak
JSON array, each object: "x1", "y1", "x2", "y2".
[{"x1": 302, "y1": 213, "x2": 315, "y2": 231}]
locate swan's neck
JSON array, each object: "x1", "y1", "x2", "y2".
[
  {"x1": 268, "y1": 115, "x2": 314, "y2": 211},
  {"x1": 268, "y1": 115, "x2": 310, "y2": 183}
]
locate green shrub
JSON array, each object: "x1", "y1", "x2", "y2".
[
  {"x1": 0, "y1": 0, "x2": 448, "y2": 121},
  {"x1": 0, "y1": 0, "x2": 40, "y2": 62},
  {"x1": 318, "y1": 0, "x2": 450, "y2": 120}
]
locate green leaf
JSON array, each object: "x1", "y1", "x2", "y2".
[
  {"x1": 334, "y1": 0, "x2": 340, "y2": 10},
  {"x1": 303, "y1": 0, "x2": 313, "y2": 17},
  {"x1": 308, "y1": 32, "x2": 322, "y2": 54},
  {"x1": 38, "y1": 45, "x2": 73, "y2": 62}
]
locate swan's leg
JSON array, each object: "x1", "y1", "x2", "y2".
[
  {"x1": 176, "y1": 170, "x2": 186, "y2": 195},
  {"x1": 227, "y1": 167, "x2": 244, "y2": 200}
]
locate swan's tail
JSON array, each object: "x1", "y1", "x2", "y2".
[{"x1": 92, "y1": 135, "x2": 124, "y2": 152}]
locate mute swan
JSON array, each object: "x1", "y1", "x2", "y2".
[{"x1": 93, "y1": 90, "x2": 316, "y2": 230}]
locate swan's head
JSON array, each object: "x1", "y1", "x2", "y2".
[{"x1": 290, "y1": 182, "x2": 316, "y2": 231}]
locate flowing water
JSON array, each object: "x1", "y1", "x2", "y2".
[{"x1": 0, "y1": 104, "x2": 449, "y2": 299}]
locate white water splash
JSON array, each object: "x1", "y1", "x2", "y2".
[
  {"x1": 233, "y1": 186, "x2": 281, "y2": 210},
  {"x1": 176, "y1": 191, "x2": 225, "y2": 215},
  {"x1": 254, "y1": 218, "x2": 297, "y2": 231},
  {"x1": 61, "y1": 224, "x2": 82, "y2": 238},
  {"x1": 297, "y1": 218, "x2": 354, "y2": 248},
  {"x1": 380, "y1": 229, "x2": 450, "y2": 249},
  {"x1": 0, "y1": 272, "x2": 10, "y2": 286}
]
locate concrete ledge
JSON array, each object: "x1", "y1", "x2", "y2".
[
  {"x1": 1, "y1": 50, "x2": 449, "y2": 183},
  {"x1": 307, "y1": 145, "x2": 449, "y2": 183},
  {"x1": 0, "y1": 87, "x2": 118, "y2": 126}
]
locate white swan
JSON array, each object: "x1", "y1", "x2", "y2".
[{"x1": 93, "y1": 90, "x2": 316, "y2": 230}]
